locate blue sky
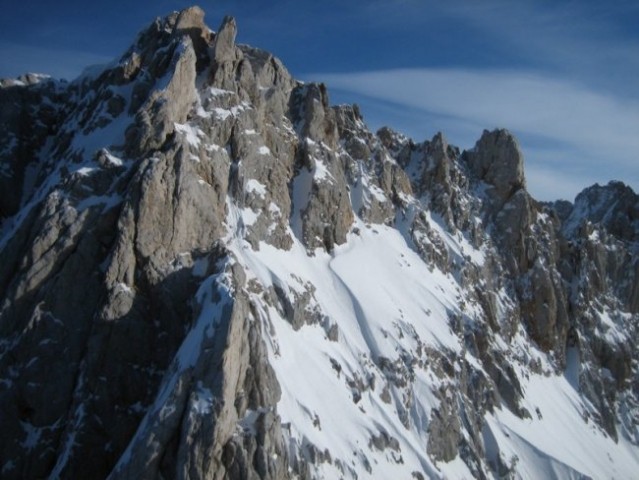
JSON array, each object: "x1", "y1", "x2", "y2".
[{"x1": 1, "y1": 1, "x2": 638, "y2": 201}]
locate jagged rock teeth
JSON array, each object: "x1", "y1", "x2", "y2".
[{"x1": 0, "y1": 6, "x2": 638, "y2": 480}]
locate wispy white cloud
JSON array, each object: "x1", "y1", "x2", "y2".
[
  {"x1": 313, "y1": 1, "x2": 639, "y2": 201},
  {"x1": 312, "y1": 68, "x2": 639, "y2": 201},
  {"x1": 453, "y1": 2, "x2": 639, "y2": 104}
]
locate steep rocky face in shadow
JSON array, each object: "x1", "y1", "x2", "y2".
[
  {"x1": 0, "y1": 10, "x2": 298, "y2": 479},
  {"x1": 0, "y1": 75, "x2": 65, "y2": 220},
  {"x1": 0, "y1": 6, "x2": 638, "y2": 480}
]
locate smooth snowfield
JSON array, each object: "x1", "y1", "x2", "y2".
[
  {"x1": 229, "y1": 220, "x2": 639, "y2": 479},
  {"x1": 485, "y1": 368, "x2": 639, "y2": 479},
  {"x1": 233, "y1": 222, "x2": 464, "y2": 479}
]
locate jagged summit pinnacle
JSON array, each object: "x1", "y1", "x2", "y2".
[
  {"x1": 175, "y1": 5, "x2": 207, "y2": 30},
  {"x1": 0, "y1": 7, "x2": 638, "y2": 480},
  {"x1": 212, "y1": 15, "x2": 238, "y2": 62},
  {"x1": 464, "y1": 128, "x2": 526, "y2": 201},
  {"x1": 563, "y1": 180, "x2": 639, "y2": 240}
]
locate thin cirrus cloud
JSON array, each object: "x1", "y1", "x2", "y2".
[{"x1": 312, "y1": 68, "x2": 639, "y2": 201}]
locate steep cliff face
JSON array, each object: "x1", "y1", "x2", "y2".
[{"x1": 1, "y1": 7, "x2": 638, "y2": 479}]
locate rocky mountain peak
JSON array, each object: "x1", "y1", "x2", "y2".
[
  {"x1": 173, "y1": 6, "x2": 212, "y2": 65},
  {"x1": 211, "y1": 15, "x2": 239, "y2": 66},
  {"x1": 174, "y1": 5, "x2": 207, "y2": 33},
  {"x1": 565, "y1": 180, "x2": 639, "y2": 241},
  {"x1": 1, "y1": 7, "x2": 638, "y2": 480},
  {"x1": 465, "y1": 128, "x2": 526, "y2": 202}
]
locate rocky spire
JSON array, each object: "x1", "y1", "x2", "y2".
[
  {"x1": 209, "y1": 15, "x2": 241, "y2": 91},
  {"x1": 212, "y1": 15, "x2": 238, "y2": 63},
  {"x1": 465, "y1": 128, "x2": 526, "y2": 202}
]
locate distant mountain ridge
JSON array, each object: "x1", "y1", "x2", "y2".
[{"x1": 1, "y1": 6, "x2": 638, "y2": 479}]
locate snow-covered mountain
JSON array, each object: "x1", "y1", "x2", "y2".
[{"x1": 1, "y1": 7, "x2": 638, "y2": 479}]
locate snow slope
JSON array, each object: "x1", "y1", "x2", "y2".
[{"x1": 223, "y1": 216, "x2": 639, "y2": 479}]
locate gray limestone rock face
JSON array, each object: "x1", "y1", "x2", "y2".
[
  {"x1": 465, "y1": 128, "x2": 525, "y2": 204},
  {"x1": 0, "y1": 78, "x2": 64, "y2": 219},
  {"x1": 376, "y1": 126, "x2": 413, "y2": 167},
  {"x1": 239, "y1": 45, "x2": 296, "y2": 125},
  {"x1": 209, "y1": 16, "x2": 243, "y2": 93},
  {"x1": 1, "y1": 6, "x2": 639, "y2": 480},
  {"x1": 0, "y1": 9, "x2": 299, "y2": 479},
  {"x1": 173, "y1": 6, "x2": 213, "y2": 71},
  {"x1": 212, "y1": 16, "x2": 239, "y2": 64},
  {"x1": 334, "y1": 104, "x2": 372, "y2": 161},
  {"x1": 565, "y1": 180, "x2": 639, "y2": 243},
  {"x1": 518, "y1": 256, "x2": 570, "y2": 352},
  {"x1": 333, "y1": 104, "x2": 403, "y2": 225},
  {"x1": 286, "y1": 85, "x2": 355, "y2": 251},
  {"x1": 426, "y1": 388, "x2": 462, "y2": 462},
  {"x1": 419, "y1": 132, "x2": 469, "y2": 230},
  {"x1": 551, "y1": 181, "x2": 639, "y2": 440},
  {"x1": 226, "y1": 109, "x2": 295, "y2": 251},
  {"x1": 125, "y1": 36, "x2": 198, "y2": 157},
  {"x1": 107, "y1": 258, "x2": 289, "y2": 480},
  {"x1": 492, "y1": 188, "x2": 536, "y2": 273},
  {"x1": 289, "y1": 83, "x2": 338, "y2": 149},
  {"x1": 174, "y1": 5, "x2": 207, "y2": 34},
  {"x1": 292, "y1": 140, "x2": 354, "y2": 251},
  {"x1": 410, "y1": 210, "x2": 450, "y2": 273}
]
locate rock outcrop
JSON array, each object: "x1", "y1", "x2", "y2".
[{"x1": 0, "y1": 6, "x2": 638, "y2": 480}]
